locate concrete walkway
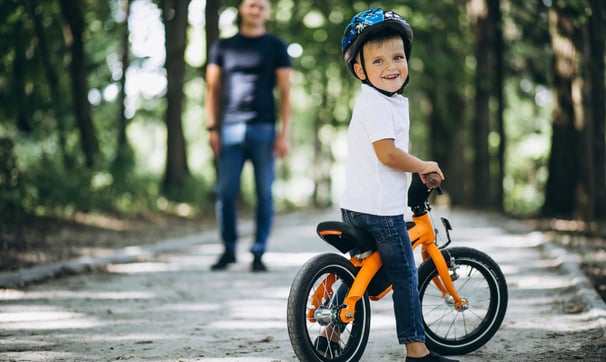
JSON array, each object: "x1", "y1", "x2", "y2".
[{"x1": 1, "y1": 208, "x2": 605, "y2": 361}]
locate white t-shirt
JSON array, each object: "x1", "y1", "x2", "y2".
[{"x1": 340, "y1": 84, "x2": 410, "y2": 216}]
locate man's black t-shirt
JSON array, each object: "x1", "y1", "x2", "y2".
[{"x1": 208, "y1": 34, "x2": 291, "y2": 125}]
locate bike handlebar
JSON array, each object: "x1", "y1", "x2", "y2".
[
  {"x1": 426, "y1": 172, "x2": 442, "y2": 189},
  {"x1": 408, "y1": 172, "x2": 443, "y2": 215}
]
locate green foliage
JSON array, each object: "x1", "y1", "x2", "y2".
[
  {"x1": 162, "y1": 173, "x2": 211, "y2": 206},
  {"x1": 26, "y1": 154, "x2": 144, "y2": 215},
  {"x1": 0, "y1": 0, "x2": 602, "y2": 221},
  {"x1": 502, "y1": 80, "x2": 551, "y2": 216}
]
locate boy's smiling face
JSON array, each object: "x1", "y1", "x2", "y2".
[{"x1": 353, "y1": 36, "x2": 408, "y2": 95}]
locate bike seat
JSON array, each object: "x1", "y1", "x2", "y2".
[{"x1": 316, "y1": 221, "x2": 376, "y2": 254}]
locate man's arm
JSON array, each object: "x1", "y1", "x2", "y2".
[
  {"x1": 274, "y1": 67, "x2": 292, "y2": 158},
  {"x1": 205, "y1": 63, "x2": 222, "y2": 158}
]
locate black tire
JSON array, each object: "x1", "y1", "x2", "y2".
[
  {"x1": 417, "y1": 247, "x2": 508, "y2": 355},
  {"x1": 287, "y1": 253, "x2": 371, "y2": 362}
]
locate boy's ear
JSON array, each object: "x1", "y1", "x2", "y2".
[{"x1": 353, "y1": 62, "x2": 366, "y2": 80}]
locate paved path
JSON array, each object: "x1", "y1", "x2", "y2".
[{"x1": 1, "y1": 208, "x2": 605, "y2": 361}]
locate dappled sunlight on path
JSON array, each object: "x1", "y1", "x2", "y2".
[{"x1": 1, "y1": 209, "x2": 604, "y2": 361}]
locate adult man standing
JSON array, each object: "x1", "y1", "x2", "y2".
[{"x1": 205, "y1": 0, "x2": 292, "y2": 272}]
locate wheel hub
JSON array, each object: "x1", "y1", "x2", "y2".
[
  {"x1": 314, "y1": 306, "x2": 337, "y2": 326},
  {"x1": 445, "y1": 295, "x2": 469, "y2": 312}
]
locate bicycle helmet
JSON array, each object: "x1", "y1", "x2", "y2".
[{"x1": 342, "y1": 8, "x2": 413, "y2": 94}]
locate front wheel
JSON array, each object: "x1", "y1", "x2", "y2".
[
  {"x1": 418, "y1": 247, "x2": 508, "y2": 355},
  {"x1": 287, "y1": 253, "x2": 371, "y2": 362}
]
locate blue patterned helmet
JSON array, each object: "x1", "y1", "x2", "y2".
[{"x1": 342, "y1": 8, "x2": 413, "y2": 77}]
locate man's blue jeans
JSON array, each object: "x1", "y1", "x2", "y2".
[
  {"x1": 216, "y1": 123, "x2": 275, "y2": 256},
  {"x1": 341, "y1": 209, "x2": 426, "y2": 344}
]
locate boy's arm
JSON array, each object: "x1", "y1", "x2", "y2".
[{"x1": 373, "y1": 139, "x2": 444, "y2": 180}]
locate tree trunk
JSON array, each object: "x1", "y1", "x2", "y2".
[
  {"x1": 492, "y1": 0, "x2": 505, "y2": 212},
  {"x1": 470, "y1": 0, "x2": 495, "y2": 208},
  {"x1": 588, "y1": 0, "x2": 606, "y2": 221},
  {"x1": 29, "y1": 0, "x2": 71, "y2": 168},
  {"x1": 161, "y1": 0, "x2": 191, "y2": 194},
  {"x1": 311, "y1": 76, "x2": 334, "y2": 208},
  {"x1": 111, "y1": 0, "x2": 135, "y2": 179},
  {"x1": 427, "y1": 82, "x2": 469, "y2": 206},
  {"x1": 542, "y1": 5, "x2": 582, "y2": 218},
  {"x1": 59, "y1": 0, "x2": 99, "y2": 169},
  {"x1": 13, "y1": 21, "x2": 31, "y2": 133},
  {"x1": 117, "y1": 0, "x2": 132, "y2": 149}
]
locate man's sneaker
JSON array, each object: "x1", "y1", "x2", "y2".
[
  {"x1": 313, "y1": 336, "x2": 341, "y2": 358},
  {"x1": 210, "y1": 251, "x2": 236, "y2": 271},
  {"x1": 251, "y1": 255, "x2": 268, "y2": 272}
]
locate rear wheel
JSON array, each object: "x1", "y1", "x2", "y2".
[
  {"x1": 418, "y1": 247, "x2": 508, "y2": 355},
  {"x1": 287, "y1": 253, "x2": 371, "y2": 362}
]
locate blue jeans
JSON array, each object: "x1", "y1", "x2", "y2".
[
  {"x1": 216, "y1": 123, "x2": 275, "y2": 256},
  {"x1": 341, "y1": 209, "x2": 426, "y2": 344}
]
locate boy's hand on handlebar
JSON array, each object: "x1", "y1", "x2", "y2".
[
  {"x1": 419, "y1": 161, "x2": 444, "y2": 188},
  {"x1": 423, "y1": 172, "x2": 442, "y2": 189}
]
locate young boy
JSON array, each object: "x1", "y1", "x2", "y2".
[{"x1": 339, "y1": 8, "x2": 457, "y2": 362}]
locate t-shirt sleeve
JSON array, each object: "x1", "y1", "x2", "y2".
[
  {"x1": 273, "y1": 38, "x2": 292, "y2": 68},
  {"x1": 357, "y1": 100, "x2": 395, "y2": 143},
  {"x1": 208, "y1": 40, "x2": 223, "y2": 66}
]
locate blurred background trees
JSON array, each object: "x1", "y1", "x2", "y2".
[{"x1": 0, "y1": 0, "x2": 604, "y2": 228}]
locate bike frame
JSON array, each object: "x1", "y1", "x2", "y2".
[{"x1": 315, "y1": 210, "x2": 468, "y2": 325}]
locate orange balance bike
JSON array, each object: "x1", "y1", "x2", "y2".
[{"x1": 287, "y1": 173, "x2": 508, "y2": 361}]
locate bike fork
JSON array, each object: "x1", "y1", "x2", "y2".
[{"x1": 423, "y1": 245, "x2": 468, "y2": 311}]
